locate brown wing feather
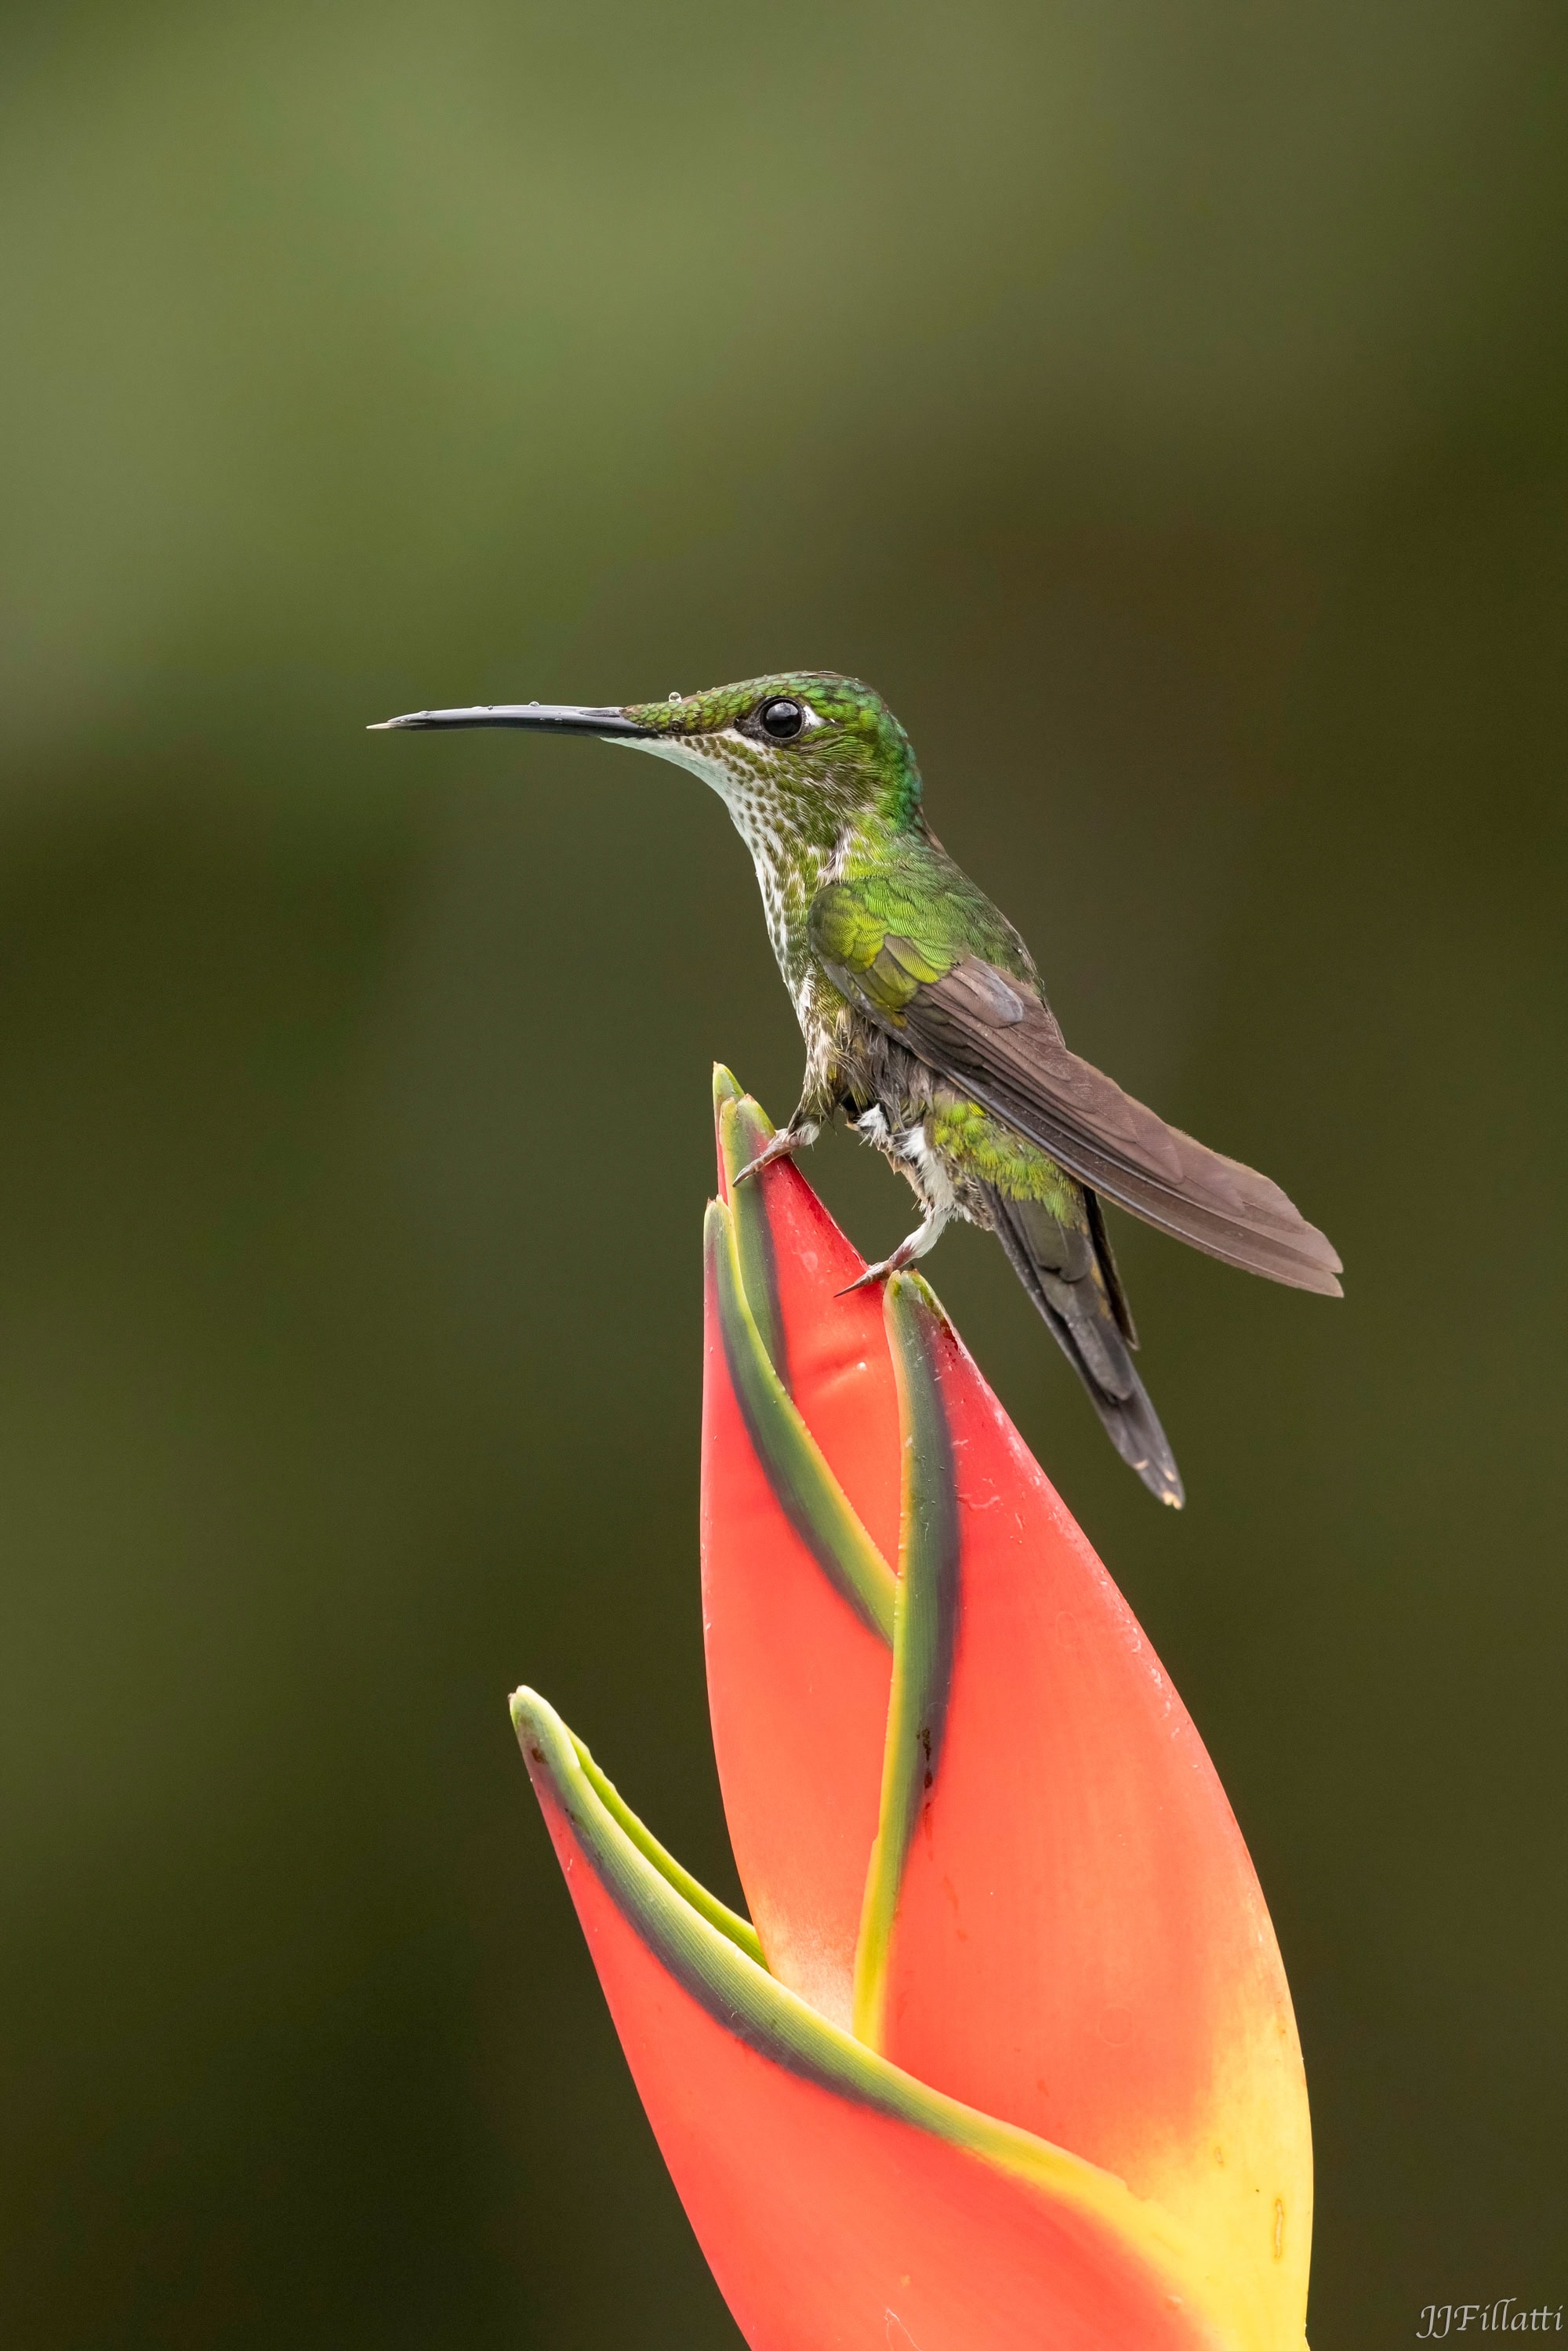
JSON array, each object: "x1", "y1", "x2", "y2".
[{"x1": 829, "y1": 952, "x2": 1344, "y2": 1296}]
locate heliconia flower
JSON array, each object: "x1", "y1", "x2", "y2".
[{"x1": 512, "y1": 1068, "x2": 1313, "y2": 2350}]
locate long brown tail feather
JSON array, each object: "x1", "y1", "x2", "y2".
[{"x1": 988, "y1": 1188, "x2": 1184, "y2": 1508}]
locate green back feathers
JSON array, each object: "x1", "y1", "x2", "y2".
[{"x1": 811, "y1": 846, "x2": 1040, "y2": 1010}]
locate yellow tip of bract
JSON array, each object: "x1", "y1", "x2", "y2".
[
  {"x1": 510, "y1": 1686, "x2": 549, "y2": 1740},
  {"x1": 884, "y1": 1267, "x2": 951, "y2": 1331}
]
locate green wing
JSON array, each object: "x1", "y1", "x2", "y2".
[
  {"x1": 810, "y1": 867, "x2": 1034, "y2": 1018},
  {"x1": 810, "y1": 886, "x2": 959, "y2": 1012},
  {"x1": 809, "y1": 880, "x2": 1342, "y2": 1297}
]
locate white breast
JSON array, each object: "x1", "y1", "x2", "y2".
[{"x1": 612, "y1": 729, "x2": 840, "y2": 1010}]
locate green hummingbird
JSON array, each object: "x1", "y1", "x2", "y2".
[{"x1": 372, "y1": 672, "x2": 1341, "y2": 1505}]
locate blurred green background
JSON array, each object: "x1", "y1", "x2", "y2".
[{"x1": 1, "y1": 2, "x2": 1564, "y2": 2342}]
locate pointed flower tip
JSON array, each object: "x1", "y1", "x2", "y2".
[
  {"x1": 713, "y1": 1069, "x2": 777, "y2": 1196},
  {"x1": 702, "y1": 1194, "x2": 732, "y2": 1253},
  {"x1": 884, "y1": 1267, "x2": 952, "y2": 1334},
  {"x1": 729, "y1": 1096, "x2": 777, "y2": 1185},
  {"x1": 510, "y1": 1685, "x2": 564, "y2": 1758},
  {"x1": 736, "y1": 1092, "x2": 775, "y2": 1148},
  {"x1": 712, "y1": 1072, "x2": 740, "y2": 1198},
  {"x1": 713, "y1": 1083, "x2": 778, "y2": 1197}
]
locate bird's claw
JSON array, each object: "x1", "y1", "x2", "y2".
[
  {"x1": 836, "y1": 1250, "x2": 912, "y2": 1297},
  {"x1": 732, "y1": 1130, "x2": 807, "y2": 1186}
]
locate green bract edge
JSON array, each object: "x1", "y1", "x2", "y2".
[
  {"x1": 569, "y1": 1733, "x2": 764, "y2": 1967},
  {"x1": 706, "y1": 1195, "x2": 896, "y2": 1645},
  {"x1": 710, "y1": 1063, "x2": 748, "y2": 1207},
  {"x1": 711, "y1": 1074, "x2": 788, "y2": 1390},
  {"x1": 854, "y1": 1272, "x2": 963, "y2": 2044},
  {"x1": 512, "y1": 1686, "x2": 1221, "y2": 2328}
]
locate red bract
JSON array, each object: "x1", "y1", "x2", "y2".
[
  {"x1": 514, "y1": 1068, "x2": 1312, "y2": 2349},
  {"x1": 701, "y1": 1075, "x2": 898, "y2": 2026}
]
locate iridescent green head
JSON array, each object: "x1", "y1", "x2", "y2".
[{"x1": 371, "y1": 670, "x2": 925, "y2": 840}]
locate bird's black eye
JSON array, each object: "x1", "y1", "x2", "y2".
[{"x1": 758, "y1": 696, "x2": 805, "y2": 742}]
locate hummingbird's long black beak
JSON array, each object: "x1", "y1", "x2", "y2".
[{"x1": 368, "y1": 702, "x2": 653, "y2": 736}]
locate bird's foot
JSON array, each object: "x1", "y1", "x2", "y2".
[
  {"x1": 731, "y1": 1122, "x2": 818, "y2": 1186},
  {"x1": 836, "y1": 1199, "x2": 953, "y2": 1296},
  {"x1": 837, "y1": 1237, "x2": 925, "y2": 1297}
]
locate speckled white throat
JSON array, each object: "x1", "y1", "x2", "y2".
[{"x1": 611, "y1": 728, "x2": 846, "y2": 1016}]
